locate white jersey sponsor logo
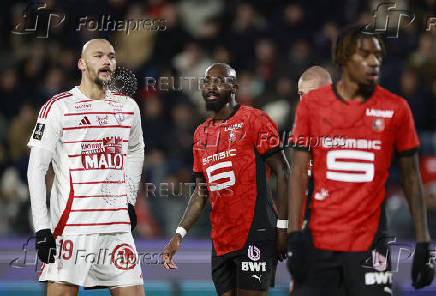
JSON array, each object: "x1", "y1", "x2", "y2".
[
  {"x1": 322, "y1": 137, "x2": 382, "y2": 150},
  {"x1": 366, "y1": 108, "x2": 394, "y2": 118}
]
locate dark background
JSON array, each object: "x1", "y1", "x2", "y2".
[{"x1": 0, "y1": 0, "x2": 435, "y2": 249}]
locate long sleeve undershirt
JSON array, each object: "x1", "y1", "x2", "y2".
[{"x1": 27, "y1": 146, "x2": 52, "y2": 232}]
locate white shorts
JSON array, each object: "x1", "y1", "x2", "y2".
[{"x1": 39, "y1": 232, "x2": 143, "y2": 288}]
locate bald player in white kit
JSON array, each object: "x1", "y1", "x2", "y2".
[{"x1": 27, "y1": 39, "x2": 145, "y2": 296}]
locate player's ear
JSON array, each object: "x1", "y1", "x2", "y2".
[
  {"x1": 78, "y1": 58, "x2": 86, "y2": 71},
  {"x1": 232, "y1": 83, "x2": 238, "y2": 94}
]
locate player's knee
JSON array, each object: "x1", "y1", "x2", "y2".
[{"x1": 46, "y1": 281, "x2": 79, "y2": 296}]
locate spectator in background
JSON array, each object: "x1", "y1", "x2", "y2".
[
  {"x1": 254, "y1": 38, "x2": 277, "y2": 87},
  {"x1": 8, "y1": 103, "x2": 36, "y2": 163},
  {"x1": 152, "y1": 2, "x2": 190, "y2": 67},
  {"x1": 313, "y1": 22, "x2": 339, "y2": 60},
  {"x1": 114, "y1": 3, "x2": 156, "y2": 69},
  {"x1": 273, "y1": 3, "x2": 309, "y2": 54},
  {"x1": 408, "y1": 33, "x2": 436, "y2": 86},
  {"x1": 38, "y1": 67, "x2": 65, "y2": 106},
  {"x1": 399, "y1": 69, "x2": 432, "y2": 131},
  {"x1": 0, "y1": 68, "x2": 27, "y2": 119},
  {"x1": 178, "y1": 0, "x2": 224, "y2": 39},
  {"x1": 173, "y1": 41, "x2": 212, "y2": 111},
  {"x1": 227, "y1": 2, "x2": 266, "y2": 70},
  {"x1": 141, "y1": 95, "x2": 170, "y2": 151}
]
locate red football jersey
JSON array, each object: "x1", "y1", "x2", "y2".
[
  {"x1": 290, "y1": 84, "x2": 419, "y2": 251},
  {"x1": 193, "y1": 105, "x2": 280, "y2": 255}
]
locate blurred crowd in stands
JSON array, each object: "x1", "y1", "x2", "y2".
[{"x1": 0, "y1": 0, "x2": 435, "y2": 240}]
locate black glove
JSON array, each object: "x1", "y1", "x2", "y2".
[
  {"x1": 412, "y1": 242, "x2": 434, "y2": 289},
  {"x1": 128, "y1": 203, "x2": 137, "y2": 231},
  {"x1": 287, "y1": 230, "x2": 309, "y2": 282},
  {"x1": 35, "y1": 229, "x2": 57, "y2": 264}
]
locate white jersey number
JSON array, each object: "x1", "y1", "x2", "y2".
[
  {"x1": 326, "y1": 150, "x2": 375, "y2": 182},
  {"x1": 206, "y1": 161, "x2": 236, "y2": 191}
]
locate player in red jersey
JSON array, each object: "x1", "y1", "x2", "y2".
[
  {"x1": 288, "y1": 66, "x2": 332, "y2": 294},
  {"x1": 287, "y1": 26, "x2": 434, "y2": 295},
  {"x1": 162, "y1": 63, "x2": 290, "y2": 296},
  {"x1": 292, "y1": 66, "x2": 333, "y2": 229}
]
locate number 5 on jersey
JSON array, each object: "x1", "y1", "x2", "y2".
[
  {"x1": 326, "y1": 150, "x2": 375, "y2": 183},
  {"x1": 206, "y1": 161, "x2": 236, "y2": 191}
]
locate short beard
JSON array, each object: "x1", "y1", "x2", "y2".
[
  {"x1": 359, "y1": 81, "x2": 376, "y2": 97},
  {"x1": 94, "y1": 76, "x2": 106, "y2": 89},
  {"x1": 206, "y1": 99, "x2": 228, "y2": 112}
]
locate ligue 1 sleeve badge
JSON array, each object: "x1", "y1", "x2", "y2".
[{"x1": 373, "y1": 118, "x2": 385, "y2": 132}]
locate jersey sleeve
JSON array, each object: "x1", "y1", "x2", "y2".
[
  {"x1": 192, "y1": 129, "x2": 203, "y2": 178},
  {"x1": 252, "y1": 111, "x2": 282, "y2": 158},
  {"x1": 395, "y1": 100, "x2": 420, "y2": 155},
  {"x1": 27, "y1": 100, "x2": 63, "y2": 153},
  {"x1": 288, "y1": 97, "x2": 311, "y2": 151},
  {"x1": 126, "y1": 100, "x2": 145, "y2": 205}
]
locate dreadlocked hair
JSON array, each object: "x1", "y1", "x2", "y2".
[{"x1": 332, "y1": 25, "x2": 386, "y2": 66}]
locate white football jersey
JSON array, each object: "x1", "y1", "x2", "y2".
[{"x1": 28, "y1": 87, "x2": 144, "y2": 236}]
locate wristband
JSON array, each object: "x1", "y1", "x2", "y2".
[
  {"x1": 176, "y1": 226, "x2": 187, "y2": 238},
  {"x1": 277, "y1": 220, "x2": 288, "y2": 229}
]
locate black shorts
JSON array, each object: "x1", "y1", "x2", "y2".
[
  {"x1": 212, "y1": 240, "x2": 278, "y2": 295},
  {"x1": 291, "y1": 231, "x2": 393, "y2": 296}
]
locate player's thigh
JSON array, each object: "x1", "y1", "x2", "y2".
[
  {"x1": 221, "y1": 289, "x2": 236, "y2": 296},
  {"x1": 237, "y1": 288, "x2": 267, "y2": 296},
  {"x1": 342, "y1": 243, "x2": 392, "y2": 296},
  {"x1": 234, "y1": 240, "x2": 277, "y2": 292},
  {"x1": 212, "y1": 248, "x2": 237, "y2": 295},
  {"x1": 110, "y1": 284, "x2": 145, "y2": 296},
  {"x1": 46, "y1": 281, "x2": 79, "y2": 296}
]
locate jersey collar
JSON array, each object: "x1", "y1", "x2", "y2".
[
  {"x1": 332, "y1": 82, "x2": 376, "y2": 104},
  {"x1": 208, "y1": 104, "x2": 241, "y2": 127}
]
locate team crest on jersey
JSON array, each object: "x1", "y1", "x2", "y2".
[
  {"x1": 229, "y1": 131, "x2": 235, "y2": 143},
  {"x1": 81, "y1": 136, "x2": 123, "y2": 169},
  {"x1": 115, "y1": 112, "x2": 125, "y2": 124},
  {"x1": 373, "y1": 118, "x2": 385, "y2": 132},
  {"x1": 32, "y1": 123, "x2": 45, "y2": 140}
]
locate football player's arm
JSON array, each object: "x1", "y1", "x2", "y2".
[
  {"x1": 126, "y1": 101, "x2": 145, "y2": 205},
  {"x1": 266, "y1": 150, "x2": 290, "y2": 261},
  {"x1": 266, "y1": 150, "x2": 290, "y2": 221},
  {"x1": 398, "y1": 153, "x2": 430, "y2": 243},
  {"x1": 27, "y1": 100, "x2": 62, "y2": 263},
  {"x1": 27, "y1": 147, "x2": 53, "y2": 232},
  {"x1": 162, "y1": 175, "x2": 208, "y2": 270},
  {"x1": 125, "y1": 101, "x2": 145, "y2": 230},
  {"x1": 396, "y1": 100, "x2": 434, "y2": 289},
  {"x1": 178, "y1": 175, "x2": 209, "y2": 232},
  {"x1": 288, "y1": 149, "x2": 311, "y2": 233}
]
